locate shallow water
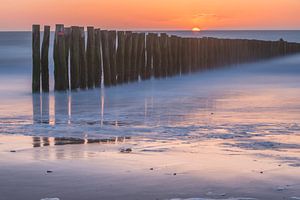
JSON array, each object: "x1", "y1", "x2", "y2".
[
  {"x1": 0, "y1": 31, "x2": 300, "y2": 199},
  {"x1": 0, "y1": 31, "x2": 300, "y2": 145}
]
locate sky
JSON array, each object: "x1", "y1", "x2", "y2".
[{"x1": 0, "y1": 0, "x2": 300, "y2": 30}]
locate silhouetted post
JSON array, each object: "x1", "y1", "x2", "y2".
[
  {"x1": 177, "y1": 37, "x2": 182, "y2": 74},
  {"x1": 137, "y1": 33, "x2": 146, "y2": 80},
  {"x1": 131, "y1": 33, "x2": 139, "y2": 81},
  {"x1": 108, "y1": 30, "x2": 117, "y2": 85},
  {"x1": 32, "y1": 24, "x2": 40, "y2": 93},
  {"x1": 167, "y1": 35, "x2": 174, "y2": 76},
  {"x1": 94, "y1": 29, "x2": 102, "y2": 87},
  {"x1": 101, "y1": 30, "x2": 111, "y2": 86},
  {"x1": 54, "y1": 24, "x2": 68, "y2": 91},
  {"x1": 86, "y1": 26, "x2": 95, "y2": 88},
  {"x1": 117, "y1": 31, "x2": 125, "y2": 83},
  {"x1": 278, "y1": 38, "x2": 285, "y2": 55},
  {"x1": 70, "y1": 26, "x2": 80, "y2": 90},
  {"x1": 64, "y1": 27, "x2": 71, "y2": 89},
  {"x1": 153, "y1": 33, "x2": 161, "y2": 78},
  {"x1": 191, "y1": 38, "x2": 198, "y2": 71},
  {"x1": 207, "y1": 38, "x2": 213, "y2": 69},
  {"x1": 79, "y1": 27, "x2": 87, "y2": 89},
  {"x1": 124, "y1": 31, "x2": 132, "y2": 82},
  {"x1": 196, "y1": 38, "x2": 201, "y2": 70},
  {"x1": 145, "y1": 33, "x2": 154, "y2": 79},
  {"x1": 41, "y1": 25, "x2": 50, "y2": 92},
  {"x1": 198, "y1": 38, "x2": 203, "y2": 70},
  {"x1": 170, "y1": 36, "x2": 178, "y2": 75},
  {"x1": 181, "y1": 38, "x2": 188, "y2": 74},
  {"x1": 160, "y1": 33, "x2": 168, "y2": 77}
]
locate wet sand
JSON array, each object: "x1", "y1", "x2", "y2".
[{"x1": 1, "y1": 134, "x2": 300, "y2": 200}]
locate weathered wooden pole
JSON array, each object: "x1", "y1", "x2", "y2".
[
  {"x1": 145, "y1": 33, "x2": 154, "y2": 79},
  {"x1": 171, "y1": 36, "x2": 179, "y2": 76},
  {"x1": 153, "y1": 33, "x2": 162, "y2": 78},
  {"x1": 124, "y1": 31, "x2": 133, "y2": 83},
  {"x1": 207, "y1": 38, "x2": 213, "y2": 69},
  {"x1": 169, "y1": 36, "x2": 175, "y2": 75},
  {"x1": 108, "y1": 30, "x2": 117, "y2": 85},
  {"x1": 199, "y1": 38, "x2": 204, "y2": 70},
  {"x1": 41, "y1": 25, "x2": 50, "y2": 92},
  {"x1": 70, "y1": 26, "x2": 80, "y2": 90},
  {"x1": 86, "y1": 26, "x2": 95, "y2": 88},
  {"x1": 177, "y1": 37, "x2": 182, "y2": 74},
  {"x1": 64, "y1": 27, "x2": 71, "y2": 89},
  {"x1": 165, "y1": 35, "x2": 171, "y2": 76},
  {"x1": 101, "y1": 30, "x2": 111, "y2": 86},
  {"x1": 137, "y1": 33, "x2": 146, "y2": 80},
  {"x1": 54, "y1": 24, "x2": 68, "y2": 91},
  {"x1": 131, "y1": 33, "x2": 139, "y2": 82},
  {"x1": 160, "y1": 33, "x2": 168, "y2": 77},
  {"x1": 196, "y1": 38, "x2": 201, "y2": 70},
  {"x1": 32, "y1": 24, "x2": 40, "y2": 93},
  {"x1": 117, "y1": 31, "x2": 125, "y2": 84},
  {"x1": 94, "y1": 29, "x2": 102, "y2": 88},
  {"x1": 181, "y1": 38, "x2": 188, "y2": 74},
  {"x1": 79, "y1": 27, "x2": 87, "y2": 89}
]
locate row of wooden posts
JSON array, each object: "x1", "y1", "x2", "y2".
[{"x1": 32, "y1": 24, "x2": 300, "y2": 93}]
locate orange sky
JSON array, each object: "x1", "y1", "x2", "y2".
[{"x1": 0, "y1": 0, "x2": 300, "y2": 30}]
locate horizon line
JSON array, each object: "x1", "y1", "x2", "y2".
[{"x1": 0, "y1": 29, "x2": 300, "y2": 32}]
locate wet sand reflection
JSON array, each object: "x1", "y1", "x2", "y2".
[{"x1": 32, "y1": 136, "x2": 130, "y2": 147}]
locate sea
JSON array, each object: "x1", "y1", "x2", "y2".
[{"x1": 0, "y1": 30, "x2": 300, "y2": 141}]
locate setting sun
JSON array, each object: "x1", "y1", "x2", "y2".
[{"x1": 192, "y1": 27, "x2": 201, "y2": 32}]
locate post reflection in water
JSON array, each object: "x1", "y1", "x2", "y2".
[
  {"x1": 100, "y1": 87, "x2": 105, "y2": 128},
  {"x1": 32, "y1": 83, "x2": 222, "y2": 139},
  {"x1": 30, "y1": 135, "x2": 130, "y2": 160}
]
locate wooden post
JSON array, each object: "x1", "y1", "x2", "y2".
[
  {"x1": 145, "y1": 33, "x2": 154, "y2": 79},
  {"x1": 199, "y1": 38, "x2": 204, "y2": 70},
  {"x1": 70, "y1": 26, "x2": 80, "y2": 90},
  {"x1": 101, "y1": 30, "x2": 111, "y2": 86},
  {"x1": 54, "y1": 24, "x2": 68, "y2": 91},
  {"x1": 86, "y1": 26, "x2": 95, "y2": 88},
  {"x1": 124, "y1": 31, "x2": 132, "y2": 83},
  {"x1": 131, "y1": 33, "x2": 139, "y2": 82},
  {"x1": 177, "y1": 37, "x2": 182, "y2": 74},
  {"x1": 196, "y1": 38, "x2": 201, "y2": 70},
  {"x1": 181, "y1": 38, "x2": 188, "y2": 74},
  {"x1": 41, "y1": 25, "x2": 50, "y2": 92},
  {"x1": 160, "y1": 33, "x2": 168, "y2": 77},
  {"x1": 117, "y1": 31, "x2": 125, "y2": 84},
  {"x1": 94, "y1": 29, "x2": 102, "y2": 88},
  {"x1": 153, "y1": 33, "x2": 161, "y2": 78},
  {"x1": 137, "y1": 33, "x2": 146, "y2": 80},
  {"x1": 191, "y1": 38, "x2": 198, "y2": 71},
  {"x1": 167, "y1": 35, "x2": 174, "y2": 76},
  {"x1": 64, "y1": 27, "x2": 71, "y2": 89},
  {"x1": 32, "y1": 24, "x2": 40, "y2": 93},
  {"x1": 79, "y1": 27, "x2": 87, "y2": 89},
  {"x1": 108, "y1": 30, "x2": 117, "y2": 85}
]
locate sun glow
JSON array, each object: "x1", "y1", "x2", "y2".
[{"x1": 192, "y1": 27, "x2": 201, "y2": 32}]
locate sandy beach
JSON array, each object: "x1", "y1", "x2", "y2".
[{"x1": 1, "y1": 133, "x2": 300, "y2": 200}]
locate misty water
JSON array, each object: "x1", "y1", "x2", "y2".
[
  {"x1": 1, "y1": 31, "x2": 300, "y2": 199},
  {"x1": 0, "y1": 31, "x2": 299, "y2": 150}
]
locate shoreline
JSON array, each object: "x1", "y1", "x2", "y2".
[{"x1": 1, "y1": 134, "x2": 299, "y2": 200}]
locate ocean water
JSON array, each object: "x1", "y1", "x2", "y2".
[
  {"x1": 0, "y1": 31, "x2": 300, "y2": 142},
  {"x1": 1, "y1": 31, "x2": 300, "y2": 200}
]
